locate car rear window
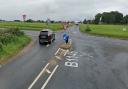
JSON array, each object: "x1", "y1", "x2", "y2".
[{"x1": 40, "y1": 31, "x2": 48, "y2": 35}]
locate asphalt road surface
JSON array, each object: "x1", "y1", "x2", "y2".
[
  {"x1": 1, "y1": 26, "x2": 128, "y2": 89},
  {"x1": 0, "y1": 30, "x2": 63, "y2": 89}
]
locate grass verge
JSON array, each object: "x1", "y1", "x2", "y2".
[
  {"x1": 0, "y1": 35, "x2": 31, "y2": 64},
  {"x1": 80, "y1": 24, "x2": 128, "y2": 39}
]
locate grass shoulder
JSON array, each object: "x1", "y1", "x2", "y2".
[
  {"x1": 80, "y1": 24, "x2": 128, "y2": 39},
  {"x1": 0, "y1": 29, "x2": 31, "y2": 64}
]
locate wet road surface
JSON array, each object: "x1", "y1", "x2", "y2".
[
  {"x1": 45, "y1": 26, "x2": 128, "y2": 89},
  {"x1": 0, "y1": 30, "x2": 63, "y2": 89},
  {"x1": 0, "y1": 26, "x2": 128, "y2": 89}
]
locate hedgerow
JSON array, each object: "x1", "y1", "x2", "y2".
[{"x1": 0, "y1": 28, "x2": 24, "y2": 51}]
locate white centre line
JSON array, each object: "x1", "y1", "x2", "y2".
[
  {"x1": 41, "y1": 65, "x2": 59, "y2": 89},
  {"x1": 55, "y1": 56, "x2": 61, "y2": 60},
  {"x1": 28, "y1": 63, "x2": 49, "y2": 89}
]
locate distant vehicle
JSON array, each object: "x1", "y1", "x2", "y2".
[
  {"x1": 39, "y1": 29, "x2": 55, "y2": 44},
  {"x1": 75, "y1": 21, "x2": 80, "y2": 25}
]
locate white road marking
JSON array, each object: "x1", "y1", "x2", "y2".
[
  {"x1": 65, "y1": 51, "x2": 79, "y2": 68},
  {"x1": 60, "y1": 48, "x2": 67, "y2": 52},
  {"x1": 66, "y1": 55, "x2": 79, "y2": 59},
  {"x1": 55, "y1": 56, "x2": 61, "y2": 60},
  {"x1": 66, "y1": 58, "x2": 78, "y2": 61},
  {"x1": 55, "y1": 48, "x2": 68, "y2": 57},
  {"x1": 28, "y1": 63, "x2": 49, "y2": 89},
  {"x1": 41, "y1": 65, "x2": 59, "y2": 89},
  {"x1": 65, "y1": 62, "x2": 78, "y2": 68},
  {"x1": 64, "y1": 50, "x2": 69, "y2": 56},
  {"x1": 82, "y1": 53, "x2": 94, "y2": 58},
  {"x1": 69, "y1": 39, "x2": 72, "y2": 44},
  {"x1": 70, "y1": 51, "x2": 78, "y2": 55},
  {"x1": 46, "y1": 69, "x2": 51, "y2": 74},
  {"x1": 55, "y1": 48, "x2": 60, "y2": 55}
]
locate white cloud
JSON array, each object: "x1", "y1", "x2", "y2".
[{"x1": 0, "y1": 0, "x2": 128, "y2": 21}]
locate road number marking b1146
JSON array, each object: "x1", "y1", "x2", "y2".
[{"x1": 65, "y1": 51, "x2": 79, "y2": 68}]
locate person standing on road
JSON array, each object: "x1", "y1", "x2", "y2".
[{"x1": 63, "y1": 33, "x2": 69, "y2": 44}]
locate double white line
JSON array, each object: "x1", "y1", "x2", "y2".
[
  {"x1": 41, "y1": 65, "x2": 59, "y2": 89},
  {"x1": 28, "y1": 41, "x2": 72, "y2": 89},
  {"x1": 28, "y1": 63, "x2": 59, "y2": 89}
]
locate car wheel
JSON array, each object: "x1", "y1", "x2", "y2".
[{"x1": 48, "y1": 41, "x2": 51, "y2": 44}]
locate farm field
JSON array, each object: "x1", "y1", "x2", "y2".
[
  {"x1": 80, "y1": 24, "x2": 128, "y2": 39},
  {"x1": 0, "y1": 22, "x2": 63, "y2": 31}
]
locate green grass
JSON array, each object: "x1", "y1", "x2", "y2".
[
  {"x1": 0, "y1": 22, "x2": 63, "y2": 31},
  {"x1": 0, "y1": 35, "x2": 31, "y2": 63},
  {"x1": 80, "y1": 24, "x2": 128, "y2": 39}
]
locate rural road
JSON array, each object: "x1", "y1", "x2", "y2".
[
  {"x1": 0, "y1": 26, "x2": 128, "y2": 89},
  {"x1": 0, "y1": 30, "x2": 63, "y2": 89}
]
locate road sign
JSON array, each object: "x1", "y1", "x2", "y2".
[{"x1": 22, "y1": 14, "x2": 26, "y2": 21}]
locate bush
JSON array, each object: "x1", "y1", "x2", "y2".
[
  {"x1": 0, "y1": 27, "x2": 24, "y2": 47},
  {"x1": 85, "y1": 25, "x2": 92, "y2": 32},
  {"x1": 0, "y1": 34, "x2": 15, "y2": 45},
  {"x1": 9, "y1": 27, "x2": 24, "y2": 36}
]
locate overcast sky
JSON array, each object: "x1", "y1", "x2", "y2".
[{"x1": 0, "y1": 0, "x2": 128, "y2": 21}]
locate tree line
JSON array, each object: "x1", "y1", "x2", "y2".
[{"x1": 83, "y1": 11, "x2": 128, "y2": 24}]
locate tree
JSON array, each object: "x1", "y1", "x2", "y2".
[
  {"x1": 14, "y1": 20, "x2": 21, "y2": 22},
  {"x1": 94, "y1": 13, "x2": 102, "y2": 24},
  {"x1": 123, "y1": 15, "x2": 128, "y2": 24},
  {"x1": 36, "y1": 20, "x2": 42, "y2": 23},
  {"x1": 111, "y1": 11, "x2": 123, "y2": 24},
  {"x1": 26, "y1": 19, "x2": 34, "y2": 22},
  {"x1": 102, "y1": 12, "x2": 111, "y2": 24},
  {"x1": 51, "y1": 20, "x2": 55, "y2": 23},
  {"x1": 83, "y1": 18, "x2": 87, "y2": 24},
  {"x1": 97, "y1": 11, "x2": 123, "y2": 24}
]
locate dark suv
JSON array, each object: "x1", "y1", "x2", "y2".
[{"x1": 39, "y1": 29, "x2": 55, "y2": 44}]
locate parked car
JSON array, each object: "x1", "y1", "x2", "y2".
[{"x1": 39, "y1": 29, "x2": 55, "y2": 44}]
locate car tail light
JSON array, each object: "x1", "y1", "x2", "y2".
[{"x1": 48, "y1": 35, "x2": 51, "y2": 41}]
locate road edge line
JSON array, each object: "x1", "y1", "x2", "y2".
[
  {"x1": 41, "y1": 65, "x2": 59, "y2": 89},
  {"x1": 0, "y1": 65, "x2": 2, "y2": 68},
  {"x1": 28, "y1": 63, "x2": 49, "y2": 89}
]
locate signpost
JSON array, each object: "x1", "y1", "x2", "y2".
[
  {"x1": 22, "y1": 14, "x2": 26, "y2": 22},
  {"x1": 46, "y1": 18, "x2": 51, "y2": 25}
]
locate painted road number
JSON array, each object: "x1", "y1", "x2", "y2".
[
  {"x1": 65, "y1": 62, "x2": 78, "y2": 67},
  {"x1": 65, "y1": 51, "x2": 79, "y2": 68}
]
